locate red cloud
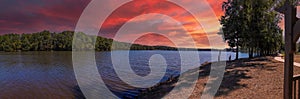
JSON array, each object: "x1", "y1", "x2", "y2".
[
  {"x1": 1, "y1": 0, "x2": 227, "y2": 48},
  {"x1": 100, "y1": 0, "x2": 220, "y2": 48},
  {"x1": 133, "y1": 33, "x2": 176, "y2": 46},
  {"x1": 0, "y1": 0, "x2": 90, "y2": 34}
]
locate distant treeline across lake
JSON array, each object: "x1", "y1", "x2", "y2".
[
  {"x1": 0, "y1": 30, "x2": 179, "y2": 52},
  {"x1": 0, "y1": 30, "x2": 232, "y2": 52}
]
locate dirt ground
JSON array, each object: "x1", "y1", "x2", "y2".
[{"x1": 139, "y1": 56, "x2": 300, "y2": 99}]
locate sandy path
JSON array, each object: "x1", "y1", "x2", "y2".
[
  {"x1": 139, "y1": 57, "x2": 300, "y2": 99},
  {"x1": 274, "y1": 56, "x2": 300, "y2": 67}
]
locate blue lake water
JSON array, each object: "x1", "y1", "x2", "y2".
[{"x1": 0, "y1": 51, "x2": 248, "y2": 98}]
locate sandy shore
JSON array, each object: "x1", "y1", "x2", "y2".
[{"x1": 138, "y1": 56, "x2": 300, "y2": 99}]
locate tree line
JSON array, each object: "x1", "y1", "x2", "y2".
[
  {"x1": 220, "y1": 0, "x2": 284, "y2": 59},
  {"x1": 0, "y1": 30, "x2": 177, "y2": 52}
]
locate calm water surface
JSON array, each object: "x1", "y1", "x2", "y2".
[{"x1": 0, "y1": 51, "x2": 248, "y2": 98}]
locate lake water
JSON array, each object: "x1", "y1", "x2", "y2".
[{"x1": 0, "y1": 51, "x2": 248, "y2": 98}]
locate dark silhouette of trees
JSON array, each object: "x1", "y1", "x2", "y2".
[{"x1": 0, "y1": 30, "x2": 177, "y2": 52}]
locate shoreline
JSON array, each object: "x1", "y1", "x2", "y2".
[
  {"x1": 136, "y1": 61, "x2": 216, "y2": 98},
  {"x1": 0, "y1": 50, "x2": 236, "y2": 52},
  {"x1": 137, "y1": 56, "x2": 300, "y2": 98}
]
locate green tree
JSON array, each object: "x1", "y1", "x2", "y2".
[{"x1": 220, "y1": 0, "x2": 283, "y2": 59}]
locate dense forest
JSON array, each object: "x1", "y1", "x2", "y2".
[
  {"x1": 220, "y1": 0, "x2": 284, "y2": 59},
  {"x1": 0, "y1": 30, "x2": 178, "y2": 52}
]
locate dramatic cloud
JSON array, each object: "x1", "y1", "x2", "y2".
[
  {"x1": 0, "y1": 0, "x2": 90, "y2": 33},
  {"x1": 133, "y1": 33, "x2": 176, "y2": 47},
  {"x1": 98, "y1": 0, "x2": 226, "y2": 48},
  {"x1": 0, "y1": 0, "x2": 229, "y2": 48}
]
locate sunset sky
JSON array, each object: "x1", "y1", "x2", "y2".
[{"x1": 0, "y1": 0, "x2": 299, "y2": 48}]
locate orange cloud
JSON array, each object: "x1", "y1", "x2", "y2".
[
  {"x1": 1, "y1": 0, "x2": 226, "y2": 48},
  {"x1": 99, "y1": 0, "x2": 226, "y2": 48},
  {"x1": 133, "y1": 33, "x2": 176, "y2": 46}
]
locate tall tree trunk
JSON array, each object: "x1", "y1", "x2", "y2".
[
  {"x1": 236, "y1": 38, "x2": 239, "y2": 60},
  {"x1": 251, "y1": 47, "x2": 254, "y2": 57},
  {"x1": 248, "y1": 48, "x2": 251, "y2": 58},
  {"x1": 236, "y1": 46, "x2": 239, "y2": 60},
  {"x1": 249, "y1": 47, "x2": 253, "y2": 58}
]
